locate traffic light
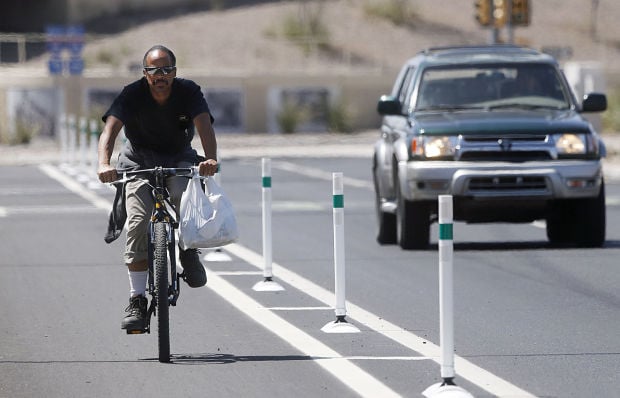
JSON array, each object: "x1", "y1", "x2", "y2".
[
  {"x1": 475, "y1": 0, "x2": 492, "y2": 27},
  {"x1": 492, "y1": 0, "x2": 508, "y2": 28},
  {"x1": 511, "y1": 0, "x2": 531, "y2": 26}
]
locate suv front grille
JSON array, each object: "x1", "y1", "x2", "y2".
[
  {"x1": 463, "y1": 134, "x2": 548, "y2": 143},
  {"x1": 460, "y1": 151, "x2": 551, "y2": 161},
  {"x1": 468, "y1": 176, "x2": 548, "y2": 192},
  {"x1": 459, "y1": 134, "x2": 552, "y2": 162}
]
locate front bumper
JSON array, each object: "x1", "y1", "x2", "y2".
[{"x1": 400, "y1": 159, "x2": 603, "y2": 201}]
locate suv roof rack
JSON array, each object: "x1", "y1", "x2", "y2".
[{"x1": 420, "y1": 45, "x2": 540, "y2": 57}]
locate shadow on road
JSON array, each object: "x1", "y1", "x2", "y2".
[
  {"x1": 154, "y1": 353, "x2": 317, "y2": 365},
  {"x1": 424, "y1": 239, "x2": 620, "y2": 251}
]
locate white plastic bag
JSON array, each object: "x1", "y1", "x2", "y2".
[{"x1": 179, "y1": 175, "x2": 239, "y2": 249}]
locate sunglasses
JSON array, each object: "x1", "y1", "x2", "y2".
[{"x1": 143, "y1": 66, "x2": 176, "y2": 75}]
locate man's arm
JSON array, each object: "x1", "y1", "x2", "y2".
[
  {"x1": 97, "y1": 115, "x2": 123, "y2": 183},
  {"x1": 193, "y1": 111, "x2": 218, "y2": 176}
]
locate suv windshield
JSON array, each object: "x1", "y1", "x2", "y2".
[{"x1": 415, "y1": 64, "x2": 570, "y2": 111}]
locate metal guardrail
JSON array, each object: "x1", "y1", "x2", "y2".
[{"x1": 0, "y1": 33, "x2": 46, "y2": 63}]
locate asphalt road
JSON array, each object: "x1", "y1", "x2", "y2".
[{"x1": 1, "y1": 158, "x2": 619, "y2": 398}]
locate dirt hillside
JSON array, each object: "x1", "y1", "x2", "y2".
[{"x1": 75, "y1": 0, "x2": 620, "y2": 83}]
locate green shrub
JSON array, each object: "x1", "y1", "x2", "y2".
[
  {"x1": 327, "y1": 99, "x2": 354, "y2": 133},
  {"x1": 282, "y1": 14, "x2": 330, "y2": 54},
  {"x1": 267, "y1": 1, "x2": 331, "y2": 55},
  {"x1": 602, "y1": 87, "x2": 620, "y2": 133},
  {"x1": 277, "y1": 100, "x2": 308, "y2": 134},
  {"x1": 2, "y1": 118, "x2": 41, "y2": 145},
  {"x1": 364, "y1": 0, "x2": 417, "y2": 26}
]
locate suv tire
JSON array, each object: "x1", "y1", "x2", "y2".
[
  {"x1": 374, "y1": 170, "x2": 397, "y2": 245},
  {"x1": 395, "y1": 178, "x2": 430, "y2": 250},
  {"x1": 546, "y1": 181, "x2": 606, "y2": 247}
]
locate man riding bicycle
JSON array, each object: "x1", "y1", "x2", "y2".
[{"x1": 97, "y1": 45, "x2": 218, "y2": 332}]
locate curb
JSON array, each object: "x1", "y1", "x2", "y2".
[{"x1": 2, "y1": 133, "x2": 620, "y2": 181}]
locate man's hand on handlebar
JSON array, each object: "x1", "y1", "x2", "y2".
[
  {"x1": 98, "y1": 164, "x2": 118, "y2": 183},
  {"x1": 198, "y1": 159, "x2": 218, "y2": 176}
]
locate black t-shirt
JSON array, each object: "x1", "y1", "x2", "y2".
[{"x1": 103, "y1": 77, "x2": 213, "y2": 168}]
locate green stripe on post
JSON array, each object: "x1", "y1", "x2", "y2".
[
  {"x1": 262, "y1": 176, "x2": 271, "y2": 188},
  {"x1": 439, "y1": 223, "x2": 453, "y2": 240},
  {"x1": 333, "y1": 194, "x2": 344, "y2": 208}
]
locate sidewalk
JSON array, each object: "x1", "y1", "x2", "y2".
[
  {"x1": 0, "y1": 131, "x2": 379, "y2": 165},
  {"x1": 2, "y1": 131, "x2": 620, "y2": 180}
]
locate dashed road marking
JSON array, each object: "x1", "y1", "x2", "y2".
[{"x1": 222, "y1": 243, "x2": 536, "y2": 398}]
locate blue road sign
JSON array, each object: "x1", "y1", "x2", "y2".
[
  {"x1": 48, "y1": 56, "x2": 63, "y2": 75},
  {"x1": 68, "y1": 57, "x2": 84, "y2": 75},
  {"x1": 66, "y1": 25, "x2": 85, "y2": 55},
  {"x1": 45, "y1": 25, "x2": 65, "y2": 55}
]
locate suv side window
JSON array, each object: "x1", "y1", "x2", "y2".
[{"x1": 397, "y1": 66, "x2": 416, "y2": 114}]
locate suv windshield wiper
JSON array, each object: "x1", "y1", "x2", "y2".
[
  {"x1": 488, "y1": 103, "x2": 566, "y2": 110},
  {"x1": 416, "y1": 105, "x2": 487, "y2": 112}
]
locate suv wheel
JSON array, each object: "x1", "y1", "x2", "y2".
[
  {"x1": 374, "y1": 169, "x2": 397, "y2": 245},
  {"x1": 576, "y1": 180, "x2": 606, "y2": 247},
  {"x1": 546, "y1": 180, "x2": 606, "y2": 247},
  {"x1": 395, "y1": 178, "x2": 430, "y2": 250}
]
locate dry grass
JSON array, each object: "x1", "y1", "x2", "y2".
[{"x1": 74, "y1": 0, "x2": 620, "y2": 81}]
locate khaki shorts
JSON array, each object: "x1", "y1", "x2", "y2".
[{"x1": 124, "y1": 172, "x2": 189, "y2": 265}]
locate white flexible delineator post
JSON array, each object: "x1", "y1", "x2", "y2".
[
  {"x1": 423, "y1": 195, "x2": 473, "y2": 398},
  {"x1": 61, "y1": 114, "x2": 78, "y2": 174},
  {"x1": 439, "y1": 195, "x2": 455, "y2": 380},
  {"x1": 253, "y1": 157, "x2": 284, "y2": 291},
  {"x1": 87, "y1": 119, "x2": 102, "y2": 190},
  {"x1": 58, "y1": 113, "x2": 68, "y2": 166},
  {"x1": 322, "y1": 172, "x2": 359, "y2": 333},
  {"x1": 76, "y1": 117, "x2": 90, "y2": 183}
]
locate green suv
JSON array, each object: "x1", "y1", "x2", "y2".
[{"x1": 373, "y1": 45, "x2": 608, "y2": 249}]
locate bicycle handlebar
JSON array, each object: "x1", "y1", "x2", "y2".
[
  {"x1": 119, "y1": 166, "x2": 196, "y2": 177},
  {"x1": 111, "y1": 166, "x2": 203, "y2": 186}
]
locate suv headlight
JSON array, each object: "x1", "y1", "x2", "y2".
[
  {"x1": 554, "y1": 133, "x2": 597, "y2": 156},
  {"x1": 412, "y1": 136, "x2": 458, "y2": 159},
  {"x1": 555, "y1": 133, "x2": 586, "y2": 154}
]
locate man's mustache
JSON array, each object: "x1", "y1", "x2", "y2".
[{"x1": 154, "y1": 79, "x2": 169, "y2": 85}]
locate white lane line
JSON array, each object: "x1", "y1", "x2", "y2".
[
  {"x1": 39, "y1": 164, "x2": 111, "y2": 211},
  {"x1": 214, "y1": 271, "x2": 263, "y2": 276},
  {"x1": 272, "y1": 160, "x2": 373, "y2": 189},
  {"x1": 262, "y1": 306, "x2": 332, "y2": 311},
  {"x1": 0, "y1": 186, "x2": 70, "y2": 196},
  {"x1": 606, "y1": 196, "x2": 620, "y2": 206},
  {"x1": 223, "y1": 243, "x2": 536, "y2": 398},
  {"x1": 344, "y1": 356, "x2": 431, "y2": 361},
  {"x1": 205, "y1": 268, "x2": 401, "y2": 398},
  {"x1": 0, "y1": 205, "x2": 102, "y2": 216},
  {"x1": 272, "y1": 200, "x2": 326, "y2": 211}
]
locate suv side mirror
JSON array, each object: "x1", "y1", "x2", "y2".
[
  {"x1": 377, "y1": 95, "x2": 402, "y2": 115},
  {"x1": 582, "y1": 93, "x2": 607, "y2": 112}
]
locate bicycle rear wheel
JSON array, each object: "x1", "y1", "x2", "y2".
[{"x1": 153, "y1": 222, "x2": 170, "y2": 363}]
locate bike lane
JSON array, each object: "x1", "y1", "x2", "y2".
[
  {"x1": 0, "y1": 165, "x2": 359, "y2": 398},
  {"x1": 0, "y1": 162, "x2": 544, "y2": 396}
]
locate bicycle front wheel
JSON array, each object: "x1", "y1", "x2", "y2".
[{"x1": 153, "y1": 222, "x2": 170, "y2": 363}]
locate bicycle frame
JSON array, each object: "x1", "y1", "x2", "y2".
[
  {"x1": 117, "y1": 166, "x2": 194, "y2": 335},
  {"x1": 145, "y1": 171, "x2": 180, "y2": 333}
]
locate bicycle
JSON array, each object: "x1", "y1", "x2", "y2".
[{"x1": 112, "y1": 166, "x2": 198, "y2": 363}]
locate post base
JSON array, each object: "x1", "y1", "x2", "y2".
[
  {"x1": 321, "y1": 316, "x2": 360, "y2": 333},
  {"x1": 422, "y1": 382, "x2": 474, "y2": 398},
  {"x1": 252, "y1": 278, "x2": 285, "y2": 292},
  {"x1": 203, "y1": 248, "x2": 232, "y2": 262}
]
